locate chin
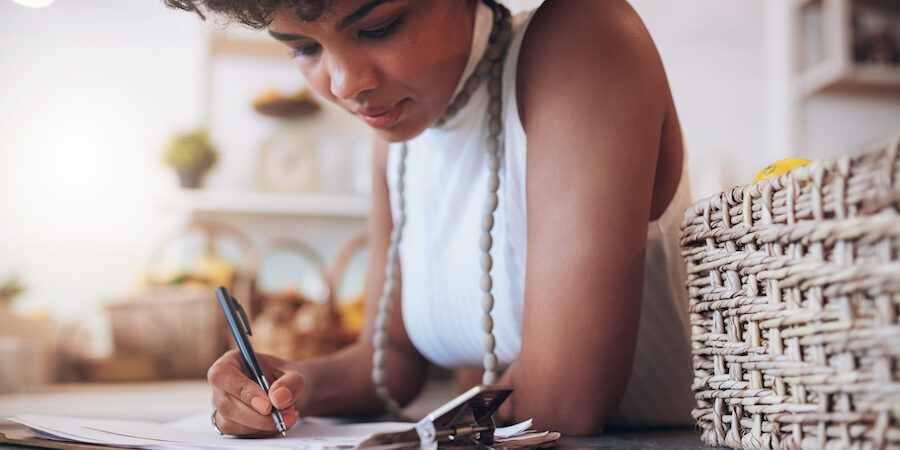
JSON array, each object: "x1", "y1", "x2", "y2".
[{"x1": 372, "y1": 120, "x2": 432, "y2": 143}]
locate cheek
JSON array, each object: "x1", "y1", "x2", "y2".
[{"x1": 297, "y1": 63, "x2": 338, "y2": 105}]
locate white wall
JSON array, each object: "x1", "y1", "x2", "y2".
[
  {"x1": 0, "y1": 0, "x2": 207, "y2": 318},
  {"x1": 628, "y1": 0, "x2": 768, "y2": 199},
  {"x1": 1, "y1": 0, "x2": 895, "y2": 326}
]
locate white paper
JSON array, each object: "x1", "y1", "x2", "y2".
[
  {"x1": 494, "y1": 418, "x2": 533, "y2": 438},
  {"x1": 11, "y1": 413, "x2": 414, "y2": 450},
  {"x1": 10, "y1": 413, "x2": 539, "y2": 449}
]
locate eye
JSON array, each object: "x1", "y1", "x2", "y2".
[
  {"x1": 359, "y1": 16, "x2": 404, "y2": 40},
  {"x1": 291, "y1": 43, "x2": 322, "y2": 58}
]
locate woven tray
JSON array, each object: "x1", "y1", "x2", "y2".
[{"x1": 680, "y1": 136, "x2": 900, "y2": 449}]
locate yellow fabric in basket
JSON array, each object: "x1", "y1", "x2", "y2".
[{"x1": 754, "y1": 158, "x2": 811, "y2": 183}]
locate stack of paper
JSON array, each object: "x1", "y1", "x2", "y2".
[{"x1": 10, "y1": 413, "x2": 547, "y2": 449}]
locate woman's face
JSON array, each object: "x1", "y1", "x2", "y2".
[{"x1": 269, "y1": 0, "x2": 475, "y2": 142}]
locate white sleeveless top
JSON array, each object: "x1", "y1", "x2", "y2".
[{"x1": 387, "y1": 4, "x2": 694, "y2": 427}]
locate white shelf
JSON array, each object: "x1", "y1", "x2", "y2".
[
  {"x1": 795, "y1": 63, "x2": 900, "y2": 98},
  {"x1": 166, "y1": 189, "x2": 370, "y2": 218},
  {"x1": 790, "y1": 0, "x2": 900, "y2": 98}
]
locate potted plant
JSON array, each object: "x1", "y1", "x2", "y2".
[
  {"x1": 0, "y1": 273, "x2": 25, "y2": 313},
  {"x1": 162, "y1": 130, "x2": 218, "y2": 188}
]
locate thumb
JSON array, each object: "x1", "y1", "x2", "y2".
[{"x1": 269, "y1": 371, "x2": 307, "y2": 410}]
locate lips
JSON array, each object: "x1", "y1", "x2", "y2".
[{"x1": 357, "y1": 100, "x2": 405, "y2": 129}]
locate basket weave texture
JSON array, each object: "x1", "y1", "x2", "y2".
[{"x1": 680, "y1": 137, "x2": 900, "y2": 449}]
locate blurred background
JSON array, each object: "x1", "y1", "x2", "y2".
[{"x1": 0, "y1": 0, "x2": 898, "y2": 392}]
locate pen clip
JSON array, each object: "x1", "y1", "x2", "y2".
[{"x1": 230, "y1": 294, "x2": 253, "y2": 336}]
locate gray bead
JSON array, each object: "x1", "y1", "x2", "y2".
[
  {"x1": 480, "y1": 232, "x2": 493, "y2": 252},
  {"x1": 372, "y1": 368, "x2": 385, "y2": 384},
  {"x1": 485, "y1": 193, "x2": 499, "y2": 213},
  {"x1": 489, "y1": 117, "x2": 502, "y2": 135},
  {"x1": 483, "y1": 353, "x2": 498, "y2": 372},
  {"x1": 489, "y1": 99, "x2": 501, "y2": 116},
  {"x1": 481, "y1": 253, "x2": 493, "y2": 272},
  {"x1": 498, "y1": 29, "x2": 512, "y2": 45},
  {"x1": 444, "y1": 105, "x2": 458, "y2": 118},
  {"x1": 487, "y1": 173, "x2": 500, "y2": 193},
  {"x1": 465, "y1": 76, "x2": 480, "y2": 93},
  {"x1": 482, "y1": 371, "x2": 497, "y2": 386},
  {"x1": 374, "y1": 331, "x2": 387, "y2": 348},
  {"x1": 482, "y1": 215, "x2": 494, "y2": 232},
  {"x1": 382, "y1": 279, "x2": 396, "y2": 297},
  {"x1": 487, "y1": 153, "x2": 500, "y2": 172},
  {"x1": 376, "y1": 386, "x2": 391, "y2": 399},
  {"x1": 482, "y1": 293, "x2": 494, "y2": 312},
  {"x1": 481, "y1": 274, "x2": 493, "y2": 292},
  {"x1": 396, "y1": 177, "x2": 405, "y2": 192},
  {"x1": 477, "y1": 59, "x2": 491, "y2": 76},
  {"x1": 491, "y1": 61, "x2": 503, "y2": 78},
  {"x1": 386, "y1": 398, "x2": 400, "y2": 412},
  {"x1": 482, "y1": 313, "x2": 493, "y2": 333},
  {"x1": 453, "y1": 91, "x2": 470, "y2": 109},
  {"x1": 488, "y1": 79, "x2": 501, "y2": 97},
  {"x1": 375, "y1": 313, "x2": 389, "y2": 331},
  {"x1": 484, "y1": 334, "x2": 496, "y2": 353},
  {"x1": 373, "y1": 349, "x2": 385, "y2": 367},
  {"x1": 386, "y1": 246, "x2": 398, "y2": 263},
  {"x1": 486, "y1": 136, "x2": 499, "y2": 153},
  {"x1": 487, "y1": 43, "x2": 503, "y2": 60}
]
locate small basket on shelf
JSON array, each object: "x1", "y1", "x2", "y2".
[{"x1": 680, "y1": 136, "x2": 900, "y2": 448}]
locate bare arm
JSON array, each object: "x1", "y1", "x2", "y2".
[
  {"x1": 207, "y1": 138, "x2": 428, "y2": 435},
  {"x1": 291, "y1": 137, "x2": 430, "y2": 416},
  {"x1": 496, "y1": 0, "x2": 675, "y2": 435}
]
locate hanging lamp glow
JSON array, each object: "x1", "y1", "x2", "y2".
[{"x1": 11, "y1": 0, "x2": 55, "y2": 8}]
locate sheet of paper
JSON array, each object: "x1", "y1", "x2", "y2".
[
  {"x1": 11, "y1": 413, "x2": 415, "y2": 450},
  {"x1": 494, "y1": 418, "x2": 533, "y2": 438}
]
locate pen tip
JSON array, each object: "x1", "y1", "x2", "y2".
[{"x1": 281, "y1": 431, "x2": 287, "y2": 437}]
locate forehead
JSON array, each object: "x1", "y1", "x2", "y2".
[{"x1": 272, "y1": 0, "x2": 399, "y2": 27}]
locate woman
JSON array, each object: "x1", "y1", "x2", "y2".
[{"x1": 166, "y1": 0, "x2": 694, "y2": 436}]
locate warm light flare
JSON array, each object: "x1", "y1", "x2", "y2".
[{"x1": 11, "y1": 0, "x2": 55, "y2": 8}]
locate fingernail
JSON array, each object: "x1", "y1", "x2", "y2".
[
  {"x1": 271, "y1": 387, "x2": 292, "y2": 408},
  {"x1": 251, "y1": 396, "x2": 270, "y2": 414}
]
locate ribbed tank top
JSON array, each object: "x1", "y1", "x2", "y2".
[{"x1": 387, "y1": 3, "x2": 694, "y2": 427}]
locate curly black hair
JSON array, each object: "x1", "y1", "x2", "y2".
[{"x1": 163, "y1": 0, "x2": 330, "y2": 28}]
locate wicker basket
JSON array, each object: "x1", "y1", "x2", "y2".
[
  {"x1": 107, "y1": 221, "x2": 252, "y2": 379},
  {"x1": 239, "y1": 237, "x2": 354, "y2": 361},
  {"x1": 680, "y1": 136, "x2": 900, "y2": 449}
]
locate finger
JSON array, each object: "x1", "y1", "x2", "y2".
[
  {"x1": 212, "y1": 407, "x2": 277, "y2": 438},
  {"x1": 208, "y1": 352, "x2": 272, "y2": 415},
  {"x1": 212, "y1": 390, "x2": 279, "y2": 433},
  {"x1": 268, "y1": 371, "x2": 307, "y2": 410}
]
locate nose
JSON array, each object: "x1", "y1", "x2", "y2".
[{"x1": 326, "y1": 51, "x2": 379, "y2": 101}]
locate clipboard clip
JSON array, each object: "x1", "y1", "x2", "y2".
[{"x1": 358, "y1": 385, "x2": 512, "y2": 449}]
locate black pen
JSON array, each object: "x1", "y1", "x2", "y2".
[{"x1": 215, "y1": 286, "x2": 288, "y2": 436}]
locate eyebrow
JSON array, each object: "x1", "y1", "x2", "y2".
[
  {"x1": 337, "y1": 0, "x2": 396, "y2": 30},
  {"x1": 268, "y1": 0, "x2": 397, "y2": 41}
]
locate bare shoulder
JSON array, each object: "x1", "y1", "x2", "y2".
[{"x1": 517, "y1": 0, "x2": 668, "y2": 130}]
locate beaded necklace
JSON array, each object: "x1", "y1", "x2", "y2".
[{"x1": 370, "y1": 0, "x2": 513, "y2": 414}]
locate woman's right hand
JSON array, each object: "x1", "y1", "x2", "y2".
[{"x1": 207, "y1": 350, "x2": 307, "y2": 437}]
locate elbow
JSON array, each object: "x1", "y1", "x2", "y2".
[
  {"x1": 541, "y1": 400, "x2": 614, "y2": 436},
  {"x1": 515, "y1": 389, "x2": 621, "y2": 436}
]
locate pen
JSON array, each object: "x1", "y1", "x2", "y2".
[{"x1": 215, "y1": 286, "x2": 288, "y2": 436}]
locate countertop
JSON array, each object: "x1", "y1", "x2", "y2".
[{"x1": 0, "y1": 379, "x2": 714, "y2": 449}]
